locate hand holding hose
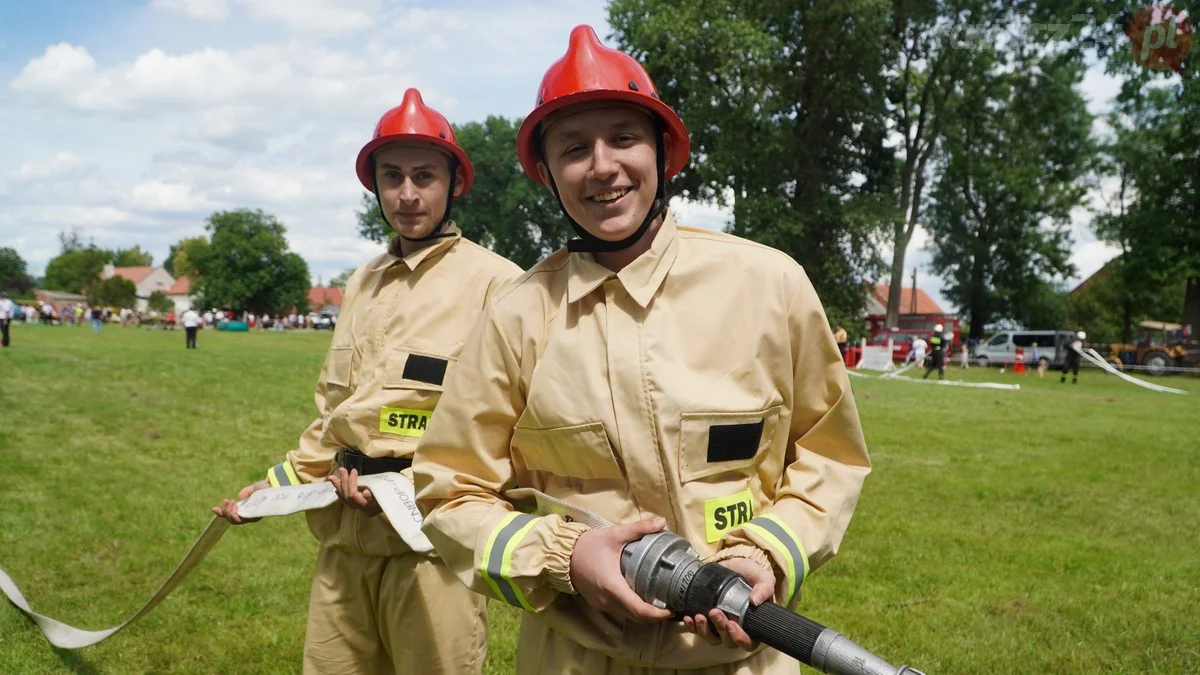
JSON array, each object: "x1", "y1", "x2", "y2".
[{"x1": 683, "y1": 556, "x2": 774, "y2": 650}]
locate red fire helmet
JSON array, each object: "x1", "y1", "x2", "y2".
[
  {"x1": 355, "y1": 88, "x2": 474, "y2": 194},
  {"x1": 515, "y1": 25, "x2": 690, "y2": 186}
]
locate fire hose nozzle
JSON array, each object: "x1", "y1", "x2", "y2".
[{"x1": 620, "y1": 531, "x2": 925, "y2": 675}]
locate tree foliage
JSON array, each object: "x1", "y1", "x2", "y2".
[
  {"x1": 88, "y1": 276, "x2": 137, "y2": 309},
  {"x1": 163, "y1": 236, "x2": 208, "y2": 279},
  {"x1": 111, "y1": 246, "x2": 153, "y2": 267},
  {"x1": 43, "y1": 247, "x2": 111, "y2": 295},
  {"x1": 356, "y1": 116, "x2": 567, "y2": 270},
  {"x1": 0, "y1": 247, "x2": 34, "y2": 294},
  {"x1": 924, "y1": 48, "x2": 1093, "y2": 337},
  {"x1": 608, "y1": 0, "x2": 893, "y2": 320},
  {"x1": 879, "y1": 0, "x2": 1038, "y2": 327},
  {"x1": 190, "y1": 209, "x2": 311, "y2": 314},
  {"x1": 1097, "y1": 84, "x2": 1200, "y2": 333},
  {"x1": 147, "y1": 290, "x2": 174, "y2": 313}
]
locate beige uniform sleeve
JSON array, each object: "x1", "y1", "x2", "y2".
[
  {"x1": 414, "y1": 305, "x2": 591, "y2": 612},
  {"x1": 265, "y1": 270, "x2": 367, "y2": 487},
  {"x1": 718, "y1": 268, "x2": 871, "y2": 608}
]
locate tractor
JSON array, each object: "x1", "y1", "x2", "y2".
[{"x1": 1106, "y1": 321, "x2": 1200, "y2": 376}]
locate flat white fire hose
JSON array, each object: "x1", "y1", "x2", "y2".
[
  {"x1": 846, "y1": 365, "x2": 1019, "y2": 390},
  {"x1": 882, "y1": 361, "x2": 921, "y2": 378},
  {"x1": 0, "y1": 473, "x2": 430, "y2": 649},
  {"x1": 1079, "y1": 346, "x2": 1187, "y2": 395}
]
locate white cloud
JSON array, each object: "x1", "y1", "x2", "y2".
[
  {"x1": 10, "y1": 152, "x2": 94, "y2": 182},
  {"x1": 151, "y1": 0, "x2": 376, "y2": 33},
  {"x1": 239, "y1": 0, "x2": 377, "y2": 33},
  {"x1": 150, "y1": 0, "x2": 230, "y2": 22},
  {"x1": 10, "y1": 41, "x2": 437, "y2": 121},
  {"x1": 128, "y1": 180, "x2": 219, "y2": 212}
]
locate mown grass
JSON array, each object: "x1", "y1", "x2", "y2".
[{"x1": 1, "y1": 324, "x2": 1197, "y2": 673}]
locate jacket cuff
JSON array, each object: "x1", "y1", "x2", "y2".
[
  {"x1": 706, "y1": 544, "x2": 775, "y2": 576},
  {"x1": 265, "y1": 460, "x2": 301, "y2": 487},
  {"x1": 542, "y1": 519, "x2": 592, "y2": 595}
]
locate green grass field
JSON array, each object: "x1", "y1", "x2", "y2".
[{"x1": 1, "y1": 325, "x2": 1198, "y2": 674}]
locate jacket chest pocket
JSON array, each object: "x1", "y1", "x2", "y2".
[
  {"x1": 678, "y1": 405, "x2": 782, "y2": 483},
  {"x1": 373, "y1": 351, "x2": 454, "y2": 440},
  {"x1": 511, "y1": 422, "x2": 624, "y2": 481},
  {"x1": 321, "y1": 346, "x2": 356, "y2": 412}
]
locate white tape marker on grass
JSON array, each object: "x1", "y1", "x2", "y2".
[{"x1": 0, "y1": 473, "x2": 429, "y2": 649}]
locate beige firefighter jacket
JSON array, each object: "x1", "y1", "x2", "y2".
[
  {"x1": 414, "y1": 211, "x2": 871, "y2": 669},
  {"x1": 266, "y1": 225, "x2": 523, "y2": 492}
]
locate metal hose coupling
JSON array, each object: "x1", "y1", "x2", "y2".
[{"x1": 620, "y1": 531, "x2": 925, "y2": 675}]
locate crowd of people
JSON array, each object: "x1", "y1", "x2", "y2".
[{"x1": 0, "y1": 294, "x2": 338, "y2": 350}]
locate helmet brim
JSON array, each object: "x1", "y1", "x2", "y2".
[
  {"x1": 355, "y1": 134, "x2": 474, "y2": 195},
  {"x1": 516, "y1": 90, "x2": 689, "y2": 186}
]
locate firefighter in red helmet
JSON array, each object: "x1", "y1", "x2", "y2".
[
  {"x1": 415, "y1": 26, "x2": 870, "y2": 674},
  {"x1": 215, "y1": 88, "x2": 522, "y2": 674}
]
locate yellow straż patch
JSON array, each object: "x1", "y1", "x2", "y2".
[
  {"x1": 704, "y1": 488, "x2": 754, "y2": 542},
  {"x1": 379, "y1": 406, "x2": 432, "y2": 437}
]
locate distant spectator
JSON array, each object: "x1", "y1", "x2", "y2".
[
  {"x1": 0, "y1": 291, "x2": 14, "y2": 348},
  {"x1": 908, "y1": 335, "x2": 928, "y2": 366},
  {"x1": 90, "y1": 307, "x2": 103, "y2": 333},
  {"x1": 181, "y1": 306, "x2": 201, "y2": 349}
]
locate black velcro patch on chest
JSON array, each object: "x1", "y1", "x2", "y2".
[
  {"x1": 402, "y1": 354, "x2": 448, "y2": 386},
  {"x1": 707, "y1": 420, "x2": 764, "y2": 463}
]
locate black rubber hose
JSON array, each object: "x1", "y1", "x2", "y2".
[
  {"x1": 741, "y1": 600, "x2": 826, "y2": 664},
  {"x1": 681, "y1": 562, "x2": 827, "y2": 665}
]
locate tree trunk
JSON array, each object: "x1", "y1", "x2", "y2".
[
  {"x1": 968, "y1": 253, "x2": 988, "y2": 340},
  {"x1": 1184, "y1": 276, "x2": 1200, "y2": 336},
  {"x1": 1122, "y1": 297, "x2": 1134, "y2": 344},
  {"x1": 885, "y1": 236, "x2": 908, "y2": 328}
]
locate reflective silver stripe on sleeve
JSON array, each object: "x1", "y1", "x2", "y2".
[{"x1": 485, "y1": 513, "x2": 537, "y2": 610}]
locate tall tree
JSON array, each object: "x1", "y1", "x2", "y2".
[
  {"x1": 925, "y1": 48, "x2": 1094, "y2": 337},
  {"x1": 1099, "y1": 81, "x2": 1200, "y2": 333},
  {"x1": 111, "y1": 246, "x2": 153, "y2": 267},
  {"x1": 881, "y1": 0, "x2": 1026, "y2": 328},
  {"x1": 1075, "y1": 0, "x2": 1200, "y2": 333},
  {"x1": 163, "y1": 236, "x2": 208, "y2": 278},
  {"x1": 356, "y1": 116, "x2": 567, "y2": 269},
  {"x1": 609, "y1": 0, "x2": 893, "y2": 321},
  {"x1": 43, "y1": 247, "x2": 111, "y2": 295},
  {"x1": 0, "y1": 247, "x2": 34, "y2": 293},
  {"x1": 190, "y1": 209, "x2": 311, "y2": 314}
]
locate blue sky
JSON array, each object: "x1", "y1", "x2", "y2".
[{"x1": 1, "y1": 0, "x2": 1122, "y2": 312}]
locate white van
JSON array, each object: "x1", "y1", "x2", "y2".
[{"x1": 974, "y1": 330, "x2": 1076, "y2": 368}]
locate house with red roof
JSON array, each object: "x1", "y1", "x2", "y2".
[
  {"x1": 865, "y1": 283, "x2": 944, "y2": 315},
  {"x1": 165, "y1": 276, "x2": 195, "y2": 314},
  {"x1": 101, "y1": 264, "x2": 177, "y2": 312},
  {"x1": 309, "y1": 286, "x2": 344, "y2": 313}
]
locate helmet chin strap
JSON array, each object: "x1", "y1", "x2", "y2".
[
  {"x1": 371, "y1": 156, "x2": 460, "y2": 245},
  {"x1": 541, "y1": 124, "x2": 669, "y2": 254}
]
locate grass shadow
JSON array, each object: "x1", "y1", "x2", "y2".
[{"x1": 53, "y1": 647, "x2": 102, "y2": 675}]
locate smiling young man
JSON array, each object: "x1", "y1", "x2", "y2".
[
  {"x1": 413, "y1": 26, "x2": 871, "y2": 674},
  {"x1": 213, "y1": 88, "x2": 522, "y2": 674}
]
